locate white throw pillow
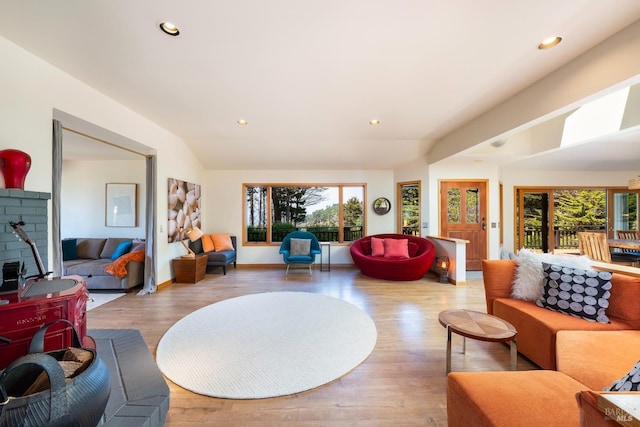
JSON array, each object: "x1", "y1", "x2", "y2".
[{"x1": 511, "y1": 248, "x2": 592, "y2": 301}]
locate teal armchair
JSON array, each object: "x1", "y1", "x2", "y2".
[{"x1": 279, "y1": 231, "x2": 322, "y2": 275}]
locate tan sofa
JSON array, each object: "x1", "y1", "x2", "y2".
[{"x1": 446, "y1": 260, "x2": 640, "y2": 426}]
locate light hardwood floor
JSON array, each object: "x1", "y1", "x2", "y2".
[{"x1": 87, "y1": 267, "x2": 536, "y2": 427}]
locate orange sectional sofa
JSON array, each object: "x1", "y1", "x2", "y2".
[
  {"x1": 447, "y1": 259, "x2": 640, "y2": 426},
  {"x1": 482, "y1": 259, "x2": 640, "y2": 370},
  {"x1": 448, "y1": 330, "x2": 640, "y2": 426}
]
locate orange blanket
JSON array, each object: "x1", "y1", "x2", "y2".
[{"x1": 104, "y1": 249, "x2": 145, "y2": 279}]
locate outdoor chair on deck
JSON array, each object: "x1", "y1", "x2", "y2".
[
  {"x1": 614, "y1": 229, "x2": 640, "y2": 265},
  {"x1": 616, "y1": 230, "x2": 639, "y2": 240},
  {"x1": 577, "y1": 231, "x2": 638, "y2": 266},
  {"x1": 279, "y1": 231, "x2": 322, "y2": 275}
]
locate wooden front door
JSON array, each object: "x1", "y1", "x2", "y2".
[{"x1": 440, "y1": 180, "x2": 488, "y2": 270}]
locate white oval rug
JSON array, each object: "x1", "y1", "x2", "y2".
[{"x1": 156, "y1": 292, "x2": 377, "y2": 399}]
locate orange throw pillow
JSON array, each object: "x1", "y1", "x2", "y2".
[
  {"x1": 371, "y1": 237, "x2": 385, "y2": 256},
  {"x1": 383, "y1": 238, "x2": 409, "y2": 258},
  {"x1": 201, "y1": 234, "x2": 215, "y2": 253},
  {"x1": 212, "y1": 233, "x2": 234, "y2": 252}
]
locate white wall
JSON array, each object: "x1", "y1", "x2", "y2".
[
  {"x1": 3, "y1": 21, "x2": 639, "y2": 280},
  {"x1": 394, "y1": 157, "x2": 431, "y2": 236},
  {"x1": 61, "y1": 159, "x2": 146, "y2": 239},
  {"x1": 205, "y1": 169, "x2": 395, "y2": 265},
  {"x1": 0, "y1": 36, "x2": 205, "y2": 285},
  {"x1": 0, "y1": 32, "x2": 410, "y2": 275}
]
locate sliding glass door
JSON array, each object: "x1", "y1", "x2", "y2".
[
  {"x1": 397, "y1": 181, "x2": 421, "y2": 236},
  {"x1": 609, "y1": 190, "x2": 638, "y2": 238},
  {"x1": 517, "y1": 190, "x2": 553, "y2": 253},
  {"x1": 515, "y1": 187, "x2": 637, "y2": 253}
]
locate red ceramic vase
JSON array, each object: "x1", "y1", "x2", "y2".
[{"x1": 0, "y1": 149, "x2": 32, "y2": 189}]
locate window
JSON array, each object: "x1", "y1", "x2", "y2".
[
  {"x1": 515, "y1": 186, "x2": 639, "y2": 253},
  {"x1": 397, "y1": 181, "x2": 421, "y2": 236},
  {"x1": 244, "y1": 184, "x2": 365, "y2": 244}
]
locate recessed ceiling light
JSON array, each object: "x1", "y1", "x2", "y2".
[
  {"x1": 237, "y1": 119, "x2": 248, "y2": 125},
  {"x1": 159, "y1": 22, "x2": 180, "y2": 37},
  {"x1": 369, "y1": 119, "x2": 380, "y2": 125},
  {"x1": 538, "y1": 36, "x2": 562, "y2": 50}
]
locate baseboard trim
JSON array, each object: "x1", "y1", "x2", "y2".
[
  {"x1": 450, "y1": 278, "x2": 467, "y2": 286},
  {"x1": 158, "y1": 279, "x2": 173, "y2": 289},
  {"x1": 235, "y1": 264, "x2": 357, "y2": 269}
]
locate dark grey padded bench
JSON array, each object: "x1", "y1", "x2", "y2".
[
  {"x1": 189, "y1": 235, "x2": 237, "y2": 275},
  {"x1": 89, "y1": 329, "x2": 170, "y2": 427}
]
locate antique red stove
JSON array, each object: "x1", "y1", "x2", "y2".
[
  {"x1": 0, "y1": 221, "x2": 88, "y2": 369},
  {"x1": 0, "y1": 277, "x2": 89, "y2": 369}
]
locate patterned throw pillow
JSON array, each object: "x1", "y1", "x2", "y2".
[
  {"x1": 536, "y1": 262, "x2": 612, "y2": 323},
  {"x1": 511, "y1": 248, "x2": 592, "y2": 301},
  {"x1": 604, "y1": 360, "x2": 640, "y2": 391},
  {"x1": 290, "y1": 238, "x2": 311, "y2": 256}
]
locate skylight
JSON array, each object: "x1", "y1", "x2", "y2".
[{"x1": 561, "y1": 86, "x2": 630, "y2": 147}]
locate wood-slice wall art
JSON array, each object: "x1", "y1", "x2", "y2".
[{"x1": 168, "y1": 178, "x2": 201, "y2": 243}]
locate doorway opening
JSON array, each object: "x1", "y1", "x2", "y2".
[
  {"x1": 397, "y1": 181, "x2": 421, "y2": 236},
  {"x1": 514, "y1": 187, "x2": 638, "y2": 253},
  {"x1": 53, "y1": 110, "x2": 156, "y2": 292}
]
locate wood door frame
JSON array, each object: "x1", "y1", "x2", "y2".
[
  {"x1": 499, "y1": 182, "x2": 504, "y2": 245},
  {"x1": 439, "y1": 179, "x2": 488, "y2": 270},
  {"x1": 514, "y1": 186, "x2": 637, "y2": 250},
  {"x1": 515, "y1": 187, "x2": 554, "y2": 252},
  {"x1": 396, "y1": 180, "x2": 421, "y2": 236},
  {"x1": 607, "y1": 188, "x2": 640, "y2": 238}
]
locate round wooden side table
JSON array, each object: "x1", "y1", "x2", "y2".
[{"x1": 438, "y1": 309, "x2": 518, "y2": 374}]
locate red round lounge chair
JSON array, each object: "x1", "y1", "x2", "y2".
[{"x1": 350, "y1": 233, "x2": 436, "y2": 281}]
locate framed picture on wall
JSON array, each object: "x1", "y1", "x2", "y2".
[
  {"x1": 168, "y1": 178, "x2": 201, "y2": 243},
  {"x1": 106, "y1": 183, "x2": 137, "y2": 227}
]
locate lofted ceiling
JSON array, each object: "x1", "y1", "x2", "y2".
[
  {"x1": 2, "y1": 1, "x2": 640, "y2": 170},
  {"x1": 441, "y1": 81, "x2": 640, "y2": 171}
]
